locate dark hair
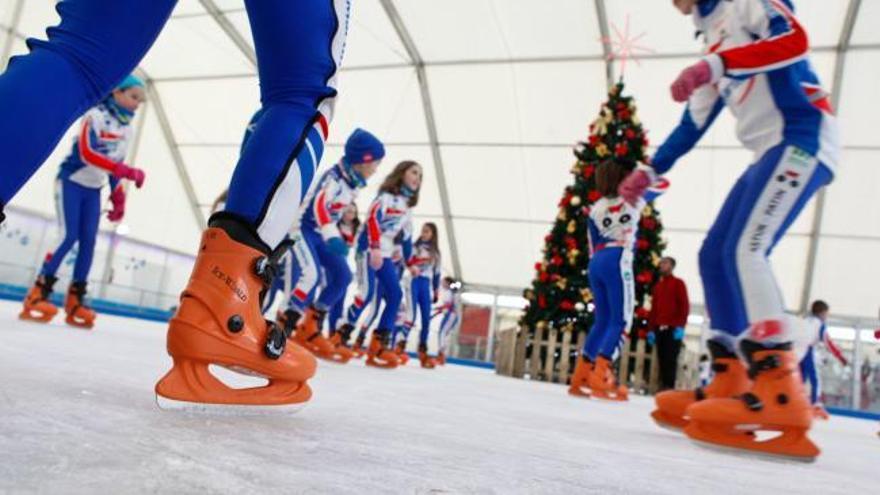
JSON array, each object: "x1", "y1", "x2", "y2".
[
  {"x1": 379, "y1": 160, "x2": 421, "y2": 207},
  {"x1": 339, "y1": 202, "x2": 360, "y2": 233},
  {"x1": 810, "y1": 300, "x2": 829, "y2": 317},
  {"x1": 444, "y1": 276, "x2": 456, "y2": 285},
  {"x1": 595, "y1": 160, "x2": 633, "y2": 198},
  {"x1": 662, "y1": 256, "x2": 677, "y2": 268},
  {"x1": 421, "y1": 222, "x2": 440, "y2": 256}
]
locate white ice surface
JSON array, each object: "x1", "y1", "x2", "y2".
[{"x1": 0, "y1": 299, "x2": 876, "y2": 495}]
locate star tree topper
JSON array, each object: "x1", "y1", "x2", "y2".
[{"x1": 600, "y1": 15, "x2": 655, "y2": 78}]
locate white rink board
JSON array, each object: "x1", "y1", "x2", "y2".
[{"x1": 0, "y1": 300, "x2": 875, "y2": 494}]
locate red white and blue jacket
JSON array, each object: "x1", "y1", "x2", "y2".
[
  {"x1": 653, "y1": 0, "x2": 839, "y2": 175},
  {"x1": 300, "y1": 162, "x2": 360, "y2": 242},
  {"x1": 58, "y1": 99, "x2": 133, "y2": 191},
  {"x1": 358, "y1": 191, "x2": 413, "y2": 258},
  {"x1": 408, "y1": 239, "x2": 442, "y2": 291}
]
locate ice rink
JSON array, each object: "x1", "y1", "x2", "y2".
[{"x1": 0, "y1": 299, "x2": 875, "y2": 494}]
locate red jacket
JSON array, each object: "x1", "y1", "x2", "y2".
[{"x1": 649, "y1": 275, "x2": 689, "y2": 329}]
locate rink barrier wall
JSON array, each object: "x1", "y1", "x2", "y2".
[{"x1": 0, "y1": 283, "x2": 173, "y2": 323}]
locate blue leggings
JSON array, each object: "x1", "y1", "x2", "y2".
[
  {"x1": 41, "y1": 179, "x2": 100, "y2": 283},
  {"x1": 800, "y1": 347, "x2": 820, "y2": 404},
  {"x1": 345, "y1": 253, "x2": 377, "y2": 326},
  {"x1": 410, "y1": 277, "x2": 433, "y2": 346},
  {"x1": 328, "y1": 295, "x2": 345, "y2": 332},
  {"x1": 699, "y1": 144, "x2": 831, "y2": 343},
  {"x1": 0, "y1": 0, "x2": 349, "y2": 248},
  {"x1": 289, "y1": 229, "x2": 352, "y2": 313},
  {"x1": 582, "y1": 247, "x2": 634, "y2": 361},
  {"x1": 375, "y1": 259, "x2": 403, "y2": 331}
]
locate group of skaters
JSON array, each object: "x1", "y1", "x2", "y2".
[{"x1": 0, "y1": 0, "x2": 861, "y2": 463}]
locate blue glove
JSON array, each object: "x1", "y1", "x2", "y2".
[
  {"x1": 326, "y1": 237, "x2": 350, "y2": 257},
  {"x1": 673, "y1": 326, "x2": 685, "y2": 341},
  {"x1": 647, "y1": 331, "x2": 656, "y2": 346}
]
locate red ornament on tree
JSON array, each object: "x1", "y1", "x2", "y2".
[
  {"x1": 539, "y1": 272, "x2": 550, "y2": 283},
  {"x1": 588, "y1": 190, "x2": 601, "y2": 203},
  {"x1": 534, "y1": 262, "x2": 543, "y2": 272},
  {"x1": 560, "y1": 300, "x2": 574, "y2": 311},
  {"x1": 636, "y1": 270, "x2": 653, "y2": 284},
  {"x1": 625, "y1": 128, "x2": 636, "y2": 139},
  {"x1": 636, "y1": 238, "x2": 650, "y2": 250},
  {"x1": 538, "y1": 295, "x2": 547, "y2": 309},
  {"x1": 564, "y1": 236, "x2": 578, "y2": 250},
  {"x1": 551, "y1": 254, "x2": 563, "y2": 266},
  {"x1": 615, "y1": 142, "x2": 629, "y2": 157},
  {"x1": 640, "y1": 217, "x2": 657, "y2": 230},
  {"x1": 582, "y1": 164, "x2": 595, "y2": 179},
  {"x1": 589, "y1": 134, "x2": 600, "y2": 146}
]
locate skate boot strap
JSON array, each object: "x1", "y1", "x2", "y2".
[
  {"x1": 694, "y1": 387, "x2": 706, "y2": 401},
  {"x1": 747, "y1": 355, "x2": 782, "y2": 379},
  {"x1": 711, "y1": 362, "x2": 729, "y2": 373},
  {"x1": 253, "y1": 238, "x2": 294, "y2": 286},
  {"x1": 740, "y1": 392, "x2": 764, "y2": 412}
]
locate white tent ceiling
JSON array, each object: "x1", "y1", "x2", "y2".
[{"x1": 2, "y1": 0, "x2": 878, "y2": 319}]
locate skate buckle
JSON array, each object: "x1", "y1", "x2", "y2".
[{"x1": 748, "y1": 355, "x2": 780, "y2": 379}]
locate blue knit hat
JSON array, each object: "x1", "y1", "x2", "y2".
[
  {"x1": 116, "y1": 74, "x2": 144, "y2": 92},
  {"x1": 343, "y1": 128, "x2": 385, "y2": 165}
]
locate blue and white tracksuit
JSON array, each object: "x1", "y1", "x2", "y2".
[
  {"x1": 0, "y1": 0, "x2": 351, "y2": 250},
  {"x1": 288, "y1": 163, "x2": 360, "y2": 313},
  {"x1": 352, "y1": 191, "x2": 413, "y2": 331},
  {"x1": 409, "y1": 240, "x2": 442, "y2": 346},
  {"x1": 435, "y1": 288, "x2": 460, "y2": 355},
  {"x1": 581, "y1": 181, "x2": 668, "y2": 361},
  {"x1": 327, "y1": 221, "x2": 356, "y2": 331},
  {"x1": 654, "y1": 0, "x2": 839, "y2": 347},
  {"x1": 796, "y1": 316, "x2": 846, "y2": 404},
  {"x1": 40, "y1": 99, "x2": 133, "y2": 283}
]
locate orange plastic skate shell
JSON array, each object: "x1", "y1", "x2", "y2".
[
  {"x1": 437, "y1": 352, "x2": 446, "y2": 366},
  {"x1": 155, "y1": 228, "x2": 316, "y2": 409},
  {"x1": 588, "y1": 356, "x2": 628, "y2": 401},
  {"x1": 19, "y1": 285, "x2": 58, "y2": 323},
  {"x1": 366, "y1": 333, "x2": 399, "y2": 369},
  {"x1": 568, "y1": 357, "x2": 592, "y2": 398},
  {"x1": 684, "y1": 349, "x2": 820, "y2": 461},
  {"x1": 292, "y1": 308, "x2": 339, "y2": 361},
  {"x1": 64, "y1": 290, "x2": 95, "y2": 329},
  {"x1": 328, "y1": 332, "x2": 355, "y2": 363},
  {"x1": 652, "y1": 357, "x2": 750, "y2": 430},
  {"x1": 417, "y1": 349, "x2": 436, "y2": 369},
  {"x1": 351, "y1": 335, "x2": 366, "y2": 358}
]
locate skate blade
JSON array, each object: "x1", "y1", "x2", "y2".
[
  {"x1": 568, "y1": 389, "x2": 592, "y2": 399},
  {"x1": 65, "y1": 317, "x2": 94, "y2": 329},
  {"x1": 155, "y1": 394, "x2": 307, "y2": 416},
  {"x1": 686, "y1": 423, "x2": 818, "y2": 463},
  {"x1": 651, "y1": 411, "x2": 687, "y2": 432}
]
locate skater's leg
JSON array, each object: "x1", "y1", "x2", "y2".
[
  {"x1": 0, "y1": 0, "x2": 175, "y2": 206},
  {"x1": 800, "y1": 348, "x2": 819, "y2": 405},
  {"x1": 345, "y1": 253, "x2": 375, "y2": 325},
  {"x1": 71, "y1": 185, "x2": 100, "y2": 283},
  {"x1": 582, "y1": 259, "x2": 610, "y2": 361},
  {"x1": 41, "y1": 180, "x2": 82, "y2": 278},
  {"x1": 376, "y1": 260, "x2": 403, "y2": 331},
  {"x1": 288, "y1": 232, "x2": 321, "y2": 313},
  {"x1": 314, "y1": 242, "x2": 352, "y2": 311},
  {"x1": 599, "y1": 249, "x2": 634, "y2": 360},
  {"x1": 221, "y1": 0, "x2": 350, "y2": 249}
]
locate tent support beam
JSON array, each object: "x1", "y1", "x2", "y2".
[
  {"x1": 594, "y1": 0, "x2": 614, "y2": 87},
  {"x1": 0, "y1": 0, "x2": 24, "y2": 70},
  {"x1": 379, "y1": 0, "x2": 463, "y2": 279},
  {"x1": 798, "y1": 0, "x2": 861, "y2": 313},
  {"x1": 144, "y1": 77, "x2": 207, "y2": 230},
  {"x1": 199, "y1": 0, "x2": 257, "y2": 67}
]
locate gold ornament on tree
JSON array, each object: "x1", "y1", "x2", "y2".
[
  {"x1": 566, "y1": 219, "x2": 577, "y2": 234},
  {"x1": 580, "y1": 288, "x2": 593, "y2": 302},
  {"x1": 556, "y1": 277, "x2": 568, "y2": 290}
]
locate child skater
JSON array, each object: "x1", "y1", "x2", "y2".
[
  {"x1": 637, "y1": 0, "x2": 838, "y2": 460},
  {"x1": 20, "y1": 75, "x2": 147, "y2": 328},
  {"x1": 568, "y1": 160, "x2": 667, "y2": 400},
  {"x1": 407, "y1": 223, "x2": 442, "y2": 368},
  {"x1": 362, "y1": 161, "x2": 422, "y2": 368},
  {"x1": 269, "y1": 129, "x2": 383, "y2": 364},
  {"x1": 797, "y1": 300, "x2": 848, "y2": 420},
  {"x1": 392, "y1": 239, "x2": 414, "y2": 366},
  {"x1": 434, "y1": 276, "x2": 462, "y2": 366}
]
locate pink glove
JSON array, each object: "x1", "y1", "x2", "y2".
[
  {"x1": 369, "y1": 248, "x2": 383, "y2": 270},
  {"x1": 618, "y1": 168, "x2": 652, "y2": 206},
  {"x1": 670, "y1": 60, "x2": 713, "y2": 103},
  {"x1": 114, "y1": 163, "x2": 146, "y2": 189},
  {"x1": 107, "y1": 187, "x2": 126, "y2": 222}
]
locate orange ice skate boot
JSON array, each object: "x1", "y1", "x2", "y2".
[
  {"x1": 436, "y1": 351, "x2": 446, "y2": 366},
  {"x1": 417, "y1": 343, "x2": 436, "y2": 369},
  {"x1": 155, "y1": 225, "x2": 317, "y2": 413},
  {"x1": 64, "y1": 281, "x2": 96, "y2": 329},
  {"x1": 568, "y1": 355, "x2": 592, "y2": 398},
  {"x1": 366, "y1": 329, "x2": 399, "y2": 369},
  {"x1": 292, "y1": 306, "x2": 337, "y2": 361},
  {"x1": 652, "y1": 339, "x2": 751, "y2": 430},
  {"x1": 588, "y1": 356, "x2": 628, "y2": 401},
  {"x1": 350, "y1": 331, "x2": 367, "y2": 358},
  {"x1": 327, "y1": 329, "x2": 354, "y2": 364},
  {"x1": 812, "y1": 404, "x2": 830, "y2": 421},
  {"x1": 395, "y1": 340, "x2": 411, "y2": 366},
  {"x1": 684, "y1": 331, "x2": 820, "y2": 462},
  {"x1": 19, "y1": 275, "x2": 59, "y2": 323}
]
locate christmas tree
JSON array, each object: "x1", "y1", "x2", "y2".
[{"x1": 521, "y1": 81, "x2": 666, "y2": 346}]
